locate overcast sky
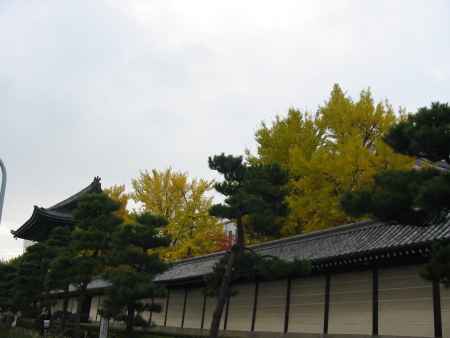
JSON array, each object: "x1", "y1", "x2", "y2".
[{"x1": 1, "y1": 0, "x2": 450, "y2": 259}]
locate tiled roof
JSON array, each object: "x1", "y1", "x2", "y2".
[
  {"x1": 155, "y1": 219, "x2": 450, "y2": 283},
  {"x1": 12, "y1": 177, "x2": 102, "y2": 240}
]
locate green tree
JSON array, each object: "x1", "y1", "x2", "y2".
[
  {"x1": 67, "y1": 193, "x2": 122, "y2": 338},
  {"x1": 385, "y1": 102, "x2": 450, "y2": 162},
  {"x1": 103, "y1": 212, "x2": 170, "y2": 336},
  {"x1": 131, "y1": 168, "x2": 224, "y2": 260},
  {"x1": 0, "y1": 259, "x2": 17, "y2": 311},
  {"x1": 341, "y1": 102, "x2": 450, "y2": 284},
  {"x1": 207, "y1": 154, "x2": 300, "y2": 338},
  {"x1": 252, "y1": 84, "x2": 412, "y2": 234}
]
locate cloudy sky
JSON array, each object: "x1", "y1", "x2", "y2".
[{"x1": 1, "y1": 0, "x2": 450, "y2": 259}]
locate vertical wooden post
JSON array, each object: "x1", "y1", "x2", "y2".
[
  {"x1": 251, "y1": 281, "x2": 259, "y2": 331},
  {"x1": 181, "y1": 288, "x2": 188, "y2": 328},
  {"x1": 284, "y1": 278, "x2": 292, "y2": 334},
  {"x1": 372, "y1": 268, "x2": 379, "y2": 336},
  {"x1": 201, "y1": 290, "x2": 207, "y2": 330},
  {"x1": 323, "y1": 274, "x2": 331, "y2": 334},
  {"x1": 164, "y1": 288, "x2": 170, "y2": 327},
  {"x1": 432, "y1": 279, "x2": 443, "y2": 338},
  {"x1": 223, "y1": 296, "x2": 230, "y2": 330}
]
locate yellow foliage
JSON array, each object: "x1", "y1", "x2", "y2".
[
  {"x1": 253, "y1": 84, "x2": 413, "y2": 234},
  {"x1": 131, "y1": 168, "x2": 224, "y2": 260},
  {"x1": 104, "y1": 185, "x2": 131, "y2": 223}
]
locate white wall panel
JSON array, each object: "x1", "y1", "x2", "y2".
[
  {"x1": 329, "y1": 270, "x2": 372, "y2": 335},
  {"x1": 89, "y1": 296, "x2": 100, "y2": 322},
  {"x1": 226, "y1": 283, "x2": 254, "y2": 331},
  {"x1": 203, "y1": 295, "x2": 225, "y2": 330},
  {"x1": 289, "y1": 276, "x2": 325, "y2": 333},
  {"x1": 184, "y1": 288, "x2": 204, "y2": 329},
  {"x1": 379, "y1": 265, "x2": 434, "y2": 337},
  {"x1": 254, "y1": 280, "x2": 286, "y2": 332},
  {"x1": 166, "y1": 288, "x2": 185, "y2": 327},
  {"x1": 151, "y1": 297, "x2": 166, "y2": 326}
]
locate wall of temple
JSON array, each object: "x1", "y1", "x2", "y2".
[{"x1": 81, "y1": 264, "x2": 448, "y2": 338}]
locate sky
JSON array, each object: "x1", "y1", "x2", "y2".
[{"x1": 1, "y1": 0, "x2": 450, "y2": 260}]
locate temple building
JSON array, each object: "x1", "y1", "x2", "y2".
[
  {"x1": 11, "y1": 179, "x2": 450, "y2": 338},
  {"x1": 11, "y1": 177, "x2": 102, "y2": 245}
]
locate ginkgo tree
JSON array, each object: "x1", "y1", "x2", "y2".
[
  {"x1": 251, "y1": 84, "x2": 413, "y2": 234},
  {"x1": 131, "y1": 168, "x2": 225, "y2": 259}
]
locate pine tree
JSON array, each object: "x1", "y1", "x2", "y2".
[
  {"x1": 103, "y1": 212, "x2": 170, "y2": 336},
  {"x1": 207, "y1": 154, "x2": 301, "y2": 338},
  {"x1": 68, "y1": 192, "x2": 122, "y2": 338}
]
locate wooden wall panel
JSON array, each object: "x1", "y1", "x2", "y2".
[
  {"x1": 289, "y1": 276, "x2": 325, "y2": 334},
  {"x1": 254, "y1": 280, "x2": 286, "y2": 332},
  {"x1": 328, "y1": 270, "x2": 372, "y2": 335},
  {"x1": 166, "y1": 289, "x2": 184, "y2": 327},
  {"x1": 184, "y1": 288, "x2": 204, "y2": 329},
  {"x1": 227, "y1": 283, "x2": 254, "y2": 331},
  {"x1": 379, "y1": 265, "x2": 434, "y2": 337},
  {"x1": 151, "y1": 297, "x2": 166, "y2": 326},
  {"x1": 440, "y1": 283, "x2": 449, "y2": 338}
]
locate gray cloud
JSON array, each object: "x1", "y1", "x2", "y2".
[{"x1": 1, "y1": 0, "x2": 450, "y2": 259}]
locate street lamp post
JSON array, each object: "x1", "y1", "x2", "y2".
[{"x1": 0, "y1": 158, "x2": 6, "y2": 224}]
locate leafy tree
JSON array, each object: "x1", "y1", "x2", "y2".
[
  {"x1": 45, "y1": 227, "x2": 74, "y2": 331},
  {"x1": 251, "y1": 84, "x2": 412, "y2": 234},
  {"x1": 207, "y1": 154, "x2": 305, "y2": 338},
  {"x1": 103, "y1": 213, "x2": 170, "y2": 336},
  {"x1": 131, "y1": 168, "x2": 225, "y2": 259},
  {"x1": 342, "y1": 102, "x2": 450, "y2": 224},
  {"x1": 385, "y1": 102, "x2": 450, "y2": 162},
  {"x1": 104, "y1": 184, "x2": 132, "y2": 223},
  {"x1": 0, "y1": 259, "x2": 17, "y2": 311},
  {"x1": 12, "y1": 242, "x2": 52, "y2": 316},
  {"x1": 67, "y1": 193, "x2": 122, "y2": 338}
]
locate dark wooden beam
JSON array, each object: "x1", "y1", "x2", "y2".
[
  {"x1": 164, "y1": 289, "x2": 170, "y2": 327},
  {"x1": 372, "y1": 268, "x2": 379, "y2": 336},
  {"x1": 223, "y1": 296, "x2": 230, "y2": 330},
  {"x1": 432, "y1": 279, "x2": 443, "y2": 338},
  {"x1": 284, "y1": 278, "x2": 292, "y2": 334},
  {"x1": 201, "y1": 290, "x2": 207, "y2": 330},
  {"x1": 181, "y1": 287, "x2": 188, "y2": 328},
  {"x1": 251, "y1": 281, "x2": 259, "y2": 332},
  {"x1": 323, "y1": 274, "x2": 330, "y2": 334}
]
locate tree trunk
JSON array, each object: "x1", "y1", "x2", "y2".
[
  {"x1": 126, "y1": 304, "x2": 135, "y2": 337},
  {"x1": 209, "y1": 217, "x2": 244, "y2": 338}
]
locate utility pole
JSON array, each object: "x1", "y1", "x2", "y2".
[{"x1": 0, "y1": 158, "x2": 6, "y2": 224}]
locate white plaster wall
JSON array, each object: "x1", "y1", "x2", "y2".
[
  {"x1": 442, "y1": 283, "x2": 450, "y2": 338},
  {"x1": 183, "y1": 288, "x2": 204, "y2": 329},
  {"x1": 226, "y1": 283, "x2": 254, "y2": 331},
  {"x1": 89, "y1": 296, "x2": 100, "y2": 322},
  {"x1": 150, "y1": 297, "x2": 166, "y2": 326},
  {"x1": 289, "y1": 276, "x2": 325, "y2": 334},
  {"x1": 202, "y1": 295, "x2": 225, "y2": 330},
  {"x1": 328, "y1": 270, "x2": 372, "y2": 335},
  {"x1": 254, "y1": 280, "x2": 286, "y2": 332},
  {"x1": 379, "y1": 265, "x2": 434, "y2": 337},
  {"x1": 166, "y1": 288, "x2": 185, "y2": 327}
]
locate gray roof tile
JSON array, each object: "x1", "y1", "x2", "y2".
[{"x1": 155, "y1": 219, "x2": 450, "y2": 283}]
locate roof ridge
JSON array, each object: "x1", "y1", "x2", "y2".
[
  {"x1": 172, "y1": 219, "x2": 377, "y2": 265},
  {"x1": 47, "y1": 177, "x2": 102, "y2": 211}
]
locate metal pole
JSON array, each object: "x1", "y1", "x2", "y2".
[{"x1": 0, "y1": 158, "x2": 6, "y2": 224}]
